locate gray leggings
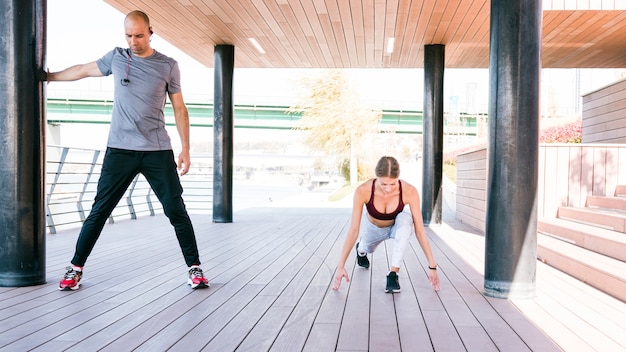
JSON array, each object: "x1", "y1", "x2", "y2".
[{"x1": 357, "y1": 210, "x2": 414, "y2": 269}]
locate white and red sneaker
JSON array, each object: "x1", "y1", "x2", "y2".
[
  {"x1": 188, "y1": 267, "x2": 209, "y2": 289},
  {"x1": 59, "y1": 266, "x2": 82, "y2": 291}
]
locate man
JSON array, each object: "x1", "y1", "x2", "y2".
[{"x1": 47, "y1": 10, "x2": 209, "y2": 290}]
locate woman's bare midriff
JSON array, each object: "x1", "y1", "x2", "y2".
[{"x1": 367, "y1": 215, "x2": 396, "y2": 228}]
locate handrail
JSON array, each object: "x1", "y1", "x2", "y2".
[{"x1": 46, "y1": 146, "x2": 213, "y2": 234}]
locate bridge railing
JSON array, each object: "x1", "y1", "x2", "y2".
[{"x1": 46, "y1": 146, "x2": 213, "y2": 234}]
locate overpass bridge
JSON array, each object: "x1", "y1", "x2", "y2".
[{"x1": 46, "y1": 98, "x2": 483, "y2": 136}]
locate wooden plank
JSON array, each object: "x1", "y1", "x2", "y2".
[
  {"x1": 594, "y1": 147, "x2": 607, "y2": 196},
  {"x1": 368, "y1": 245, "x2": 401, "y2": 351},
  {"x1": 5, "y1": 205, "x2": 624, "y2": 351},
  {"x1": 427, "y1": 223, "x2": 563, "y2": 352},
  {"x1": 556, "y1": 145, "x2": 571, "y2": 209},
  {"x1": 568, "y1": 146, "x2": 583, "y2": 208},
  {"x1": 335, "y1": 253, "x2": 371, "y2": 351}
]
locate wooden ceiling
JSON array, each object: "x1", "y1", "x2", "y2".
[{"x1": 103, "y1": 0, "x2": 626, "y2": 68}]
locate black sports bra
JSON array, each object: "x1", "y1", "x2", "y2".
[{"x1": 365, "y1": 179, "x2": 404, "y2": 221}]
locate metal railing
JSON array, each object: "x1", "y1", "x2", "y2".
[{"x1": 46, "y1": 146, "x2": 213, "y2": 234}]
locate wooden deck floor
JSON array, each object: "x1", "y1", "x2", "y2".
[{"x1": 1, "y1": 203, "x2": 625, "y2": 351}]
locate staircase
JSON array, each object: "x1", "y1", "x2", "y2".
[{"x1": 537, "y1": 185, "x2": 626, "y2": 303}]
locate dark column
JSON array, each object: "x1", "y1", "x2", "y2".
[
  {"x1": 212, "y1": 45, "x2": 234, "y2": 223},
  {"x1": 484, "y1": 0, "x2": 541, "y2": 299},
  {"x1": 0, "y1": 0, "x2": 47, "y2": 286},
  {"x1": 421, "y1": 44, "x2": 444, "y2": 227}
]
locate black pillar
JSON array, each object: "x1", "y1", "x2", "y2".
[
  {"x1": 422, "y1": 44, "x2": 444, "y2": 227},
  {"x1": 0, "y1": 0, "x2": 47, "y2": 286},
  {"x1": 484, "y1": 0, "x2": 541, "y2": 299},
  {"x1": 212, "y1": 45, "x2": 234, "y2": 223}
]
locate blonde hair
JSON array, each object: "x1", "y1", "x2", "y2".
[{"x1": 374, "y1": 156, "x2": 400, "y2": 178}]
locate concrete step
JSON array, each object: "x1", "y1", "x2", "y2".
[
  {"x1": 538, "y1": 217, "x2": 626, "y2": 262},
  {"x1": 557, "y1": 206, "x2": 626, "y2": 233},
  {"x1": 616, "y1": 185, "x2": 626, "y2": 196},
  {"x1": 537, "y1": 233, "x2": 626, "y2": 303},
  {"x1": 586, "y1": 195, "x2": 626, "y2": 210}
]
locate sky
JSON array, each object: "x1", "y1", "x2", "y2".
[{"x1": 47, "y1": 0, "x2": 626, "y2": 115}]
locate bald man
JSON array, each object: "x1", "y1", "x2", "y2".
[{"x1": 48, "y1": 10, "x2": 209, "y2": 290}]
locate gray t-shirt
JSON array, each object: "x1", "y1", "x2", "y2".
[{"x1": 96, "y1": 48, "x2": 182, "y2": 151}]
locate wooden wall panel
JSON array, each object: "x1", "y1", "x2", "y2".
[
  {"x1": 582, "y1": 79, "x2": 626, "y2": 143},
  {"x1": 456, "y1": 144, "x2": 626, "y2": 234},
  {"x1": 456, "y1": 148, "x2": 486, "y2": 232}
]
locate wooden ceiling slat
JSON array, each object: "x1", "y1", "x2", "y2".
[
  {"x1": 448, "y1": 1, "x2": 489, "y2": 68},
  {"x1": 422, "y1": 0, "x2": 447, "y2": 44},
  {"x1": 317, "y1": 12, "x2": 342, "y2": 67},
  {"x1": 247, "y1": 0, "x2": 298, "y2": 67},
  {"x1": 102, "y1": 0, "x2": 626, "y2": 68},
  {"x1": 543, "y1": 12, "x2": 606, "y2": 66},
  {"x1": 402, "y1": 0, "x2": 433, "y2": 67},
  {"x1": 460, "y1": 12, "x2": 490, "y2": 68},
  {"x1": 542, "y1": 11, "x2": 596, "y2": 65},
  {"x1": 548, "y1": 11, "x2": 622, "y2": 67},
  {"x1": 263, "y1": 1, "x2": 304, "y2": 67},
  {"x1": 437, "y1": 0, "x2": 472, "y2": 43},
  {"x1": 286, "y1": 2, "x2": 325, "y2": 67},
  {"x1": 337, "y1": 0, "x2": 358, "y2": 67},
  {"x1": 381, "y1": 0, "x2": 399, "y2": 68},
  {"x1": 310, "y1": 1, "x2": 343, "y2": 67},
  {"x1": 388, "y1": 0, "x2": 410, "y2": 67},
  {"x1": 299, "y1": 0, "x2": 334, "y2": 67},
  {"x1": 361, "y1": 0, "x2": 375, "y2": 67},
  {"x1": 372, "y1": 0, "x2": 386, "y2": 67},
  {"x1": 431, "y1": 0, "x2": 457, "y2": 43},
  {"x1": 349, "y1": 0, "x2": 366, "y2": 67},
  {"x1": 324, "y1": 0, "x2": 350, "y2": 67},
  {"x1": 396, "y1": 0, "x2": 425, "y2": 67},
  {"x1": 444, "y1": 0, "x2": 484, "y2": 67}
]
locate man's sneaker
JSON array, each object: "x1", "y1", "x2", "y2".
[
  {"x1": 59, "y1": 266, "x2": 82, "y2": 291},
  {"x1": 385, "y1": 271, "x2": 401, "y2": 293},
  {"x1": 355, "y1": 243, "x2": 370, "y2": 269},
  {"x1": 188, "y1": 267, "x2": 209, "y2": 289}
]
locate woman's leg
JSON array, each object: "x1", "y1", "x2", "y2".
[
  {"x1": 357, "y1": 219, "x2": 392, "y2": 254},
  {"x1": 389, "y1": 211, "x2": 415, "y2": 271}
]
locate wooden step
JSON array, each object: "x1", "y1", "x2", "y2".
[
  {"x1": 537, "y1": 233, "x2": 626, "y2": 303},
  {"x1": 557, "y1": 207, "x2": 626, "y2": 233},
  {"x1": 616, "y1": 185, "x2": 626, "y2": 196},
  {"x1": 538, "y1": 217, "x2": 626, "y2": 262},
  {"x1": 586, "y1": 195, "x2": 626, "y2": 210}
]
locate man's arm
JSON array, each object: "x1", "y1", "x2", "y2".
[
  {"x1": 47, "y1": 61, "x2": 103, "y2": 82},
  {"x1": 169, "y1": 91, "x2": 191, "y2": 176}
]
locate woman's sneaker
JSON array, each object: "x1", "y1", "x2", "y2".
[
  {"x1": 59, "y1": 266, "x2": 82, "y2": 291},
  {"x1": 355, "y1": 243, "x2": 370, "y2": 269},
  {"x1": 385, "y1": 271, "x2": 401, "y2": 293},
  {"x1": 188, "y1": 267, "x2": 209, "y2": 289}
]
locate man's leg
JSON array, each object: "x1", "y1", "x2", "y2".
[
  {"x1": 141, "y1": 150, "x2": 208, "y2": 288},
  {"x1": 141, "y1": 150, "x2": 200, "y2": 267},
  {"x1": 71, "y1": 148, "x2": 140, "y2": 266},
  {"x1": 60, "y1": 148, "x2": 139, "y2": 291}
]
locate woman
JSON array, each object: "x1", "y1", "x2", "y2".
[{"x1": 333, "y1": 156, "x2": 440, "y2": 293}]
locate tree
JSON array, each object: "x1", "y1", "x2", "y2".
[{"x1": 288, "y1": 70, "x2": 381, "y2": 185}]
